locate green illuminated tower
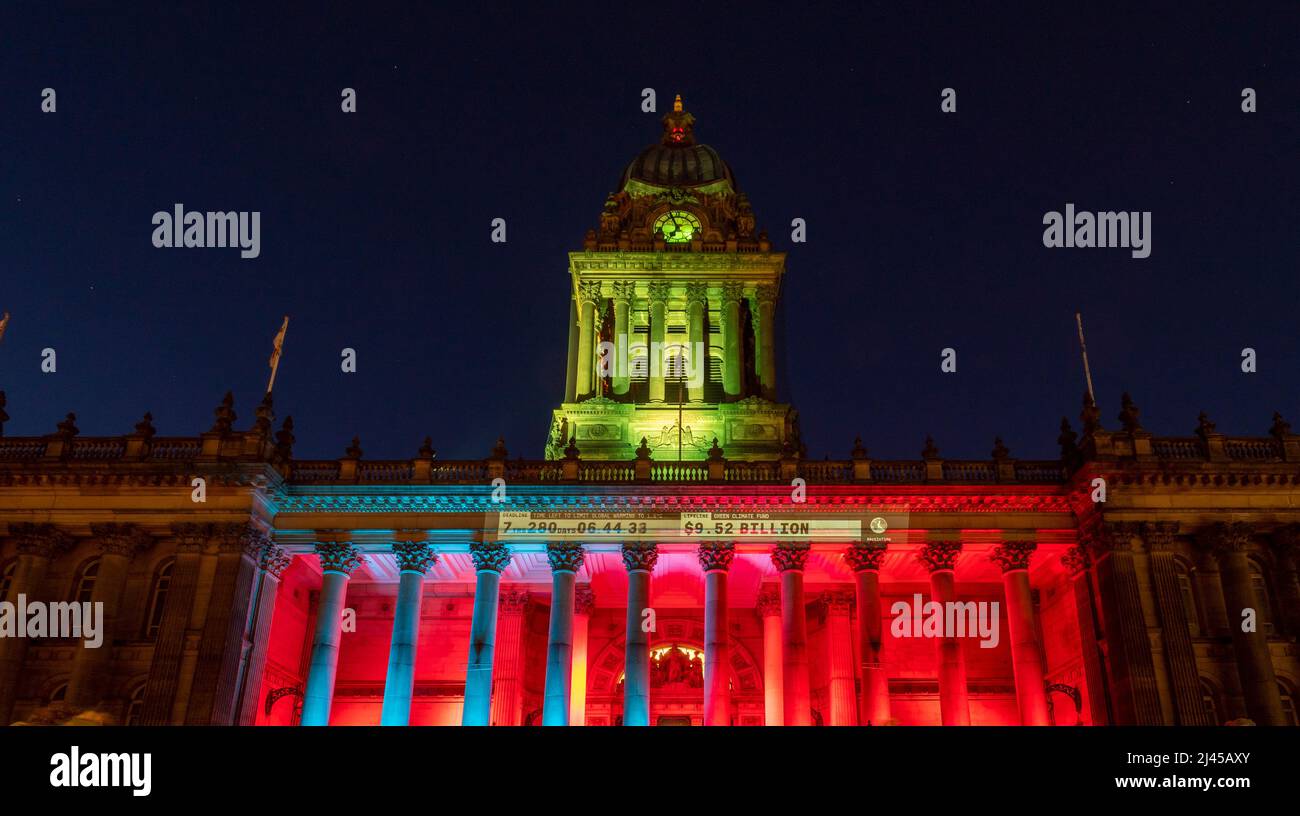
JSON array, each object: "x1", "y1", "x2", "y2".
[{"x1": 547, "y1": 95, "x2": 799, "y2": 461}]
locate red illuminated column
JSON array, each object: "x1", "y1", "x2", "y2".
[
  {"x1": 570, "y1": 584, "x2": 595, "y2": 725},
  {"x1": 990, "y1": 541, "x2": 1050, "y2": 725},
  {"x1": 757, "y1": 588, "x2": 784, "y2": 725},
  {"x1": 845, "y1": 543, "x2": 891, "y2": 725},
  {"x1": 772, "y1": 543, "x2": 812, "y2": 726},
  {"x1": 301, "y1": 541, "x2": 362, "y2": 726},
  {"x1": 622, "y1": 543, "x2": 658, "y2": 726},
  {"x1": 698, "y1": 541, "x2": 736, "y2": 725},
  {"x1": 490, "y1": 590, "x2": 529, "y2": 726},
  {"x1": 822, "y1": 591, "x2": 857, "y2": 725},
  {"x1": 381, "y1": 541, "x2": 437, "y2": 726},
  {"x1": 918, "y1": 541, "x2": 970, "y2": 726},
  {"x1": 542, "y1": 543, "x2": 585, "y2": 726}
]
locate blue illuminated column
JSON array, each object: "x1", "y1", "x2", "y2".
[
  {"x1": 621, "y1": 542, "x2": 659, "y2": 726},
  {"x1": 542, "y1": 542, "x2": 586, "y2": 725},
  {"x1": 697, "y1": 541, "x2": 736, "y2": 726},
  {"x1": 301, "y1": 541, "x2": 362, "y2": 726},
  {"x1": 380, "y1": 540, "x2": 437, "y2": 726},
  {"x1": 462, "y1": 540, "x2": 512, "y2": 726}
]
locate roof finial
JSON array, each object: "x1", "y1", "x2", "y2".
[{"x1": 673, "y1": 94, "x2": 683, "y2": 112}]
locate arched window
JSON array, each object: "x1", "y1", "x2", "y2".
[
  {"x1": 0, "y1": 561, "x2": 14, "y2": 604},
  {"x1": 142, "y1": 560, "x2": 174, "y2": 640},
  {"x1": 124, "y1": 683, "x2": 147, "y2": 726},
  {"x1": 1279, "y1": 681, "x2": 1298, "y2": 727},
  {"x1": 1174, "y1": 559, "x2": 1202, "y2": 636},
  {"x1": 1200, "y1": 678, "x2": 1222, "y2": 726},
  {"x1": 73, "y1": 559, "x2": 99, "y2": 604},
  {"x1": 1248, "y1": 559, "x2": 1275, "y2": 635}
]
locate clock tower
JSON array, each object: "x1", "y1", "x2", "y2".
[{"x1": 547, "y1": 96, "x2": 799, "y2": 461}]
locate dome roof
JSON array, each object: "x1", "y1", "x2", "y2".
[{"x1": 616, "y1": 95, "x2": 736, "y2": 192}]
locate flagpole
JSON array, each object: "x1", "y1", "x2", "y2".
[
  {"x1": 1075, "y1": 312, "x2": 1095, "y2": 401},
  {"x1": 266, "y1": 316, "x2": 289, "y2": 395}
]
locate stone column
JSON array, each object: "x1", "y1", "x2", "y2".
[
  {"x1": 1198, "y1": 523, "x2": 1286, "y2": 725},
  {"x1": 570, "y1": 584, "x2": 595, "y2": 725},
  {"x1": 685, "y1": 281, "x2": 708, "y2": 403},
  {"x1": 647, "y1": 281, "x2": 669, "y2": 403},
  {"x1": 720, "y1": 282, "x2": 743, "y2": 400},
  {"x1": 490, "y1": 590, "x2": 529, "y2": 726},
  {"x1": 68, "y1": 523, "x2": 152, "y2": 712},
  {"x1": 1061, "y1": 546, "x2": 1112, "y2": 725},
  {"x1": 757, "y1": 587, "x2": 784, "y2": 725},
  {"x1": 462, "y1": 540, "x2": 510, "y2": 726},
  {"x1": 300, "y1": 541, "x2": 362, "y2": 726},
  {"x1": 1142, "y1": 522, "x2": 1212, "y2": 725},
  {"x1": 621, "y1": 542, "x2": 658, "y2": 726},
  {"x1": 698, "y1": 541, "x2": 735, "y2": 725},
  {"x1": 1084, "y1": 522, "x2": 1163, "y2": 725},
  {"x1": 772, "y1": 543, "x2": 812, "y2": 726},
  {"x1": 754, "y1": 284, "x2": 777, "y2": 400},
  {"x1": 1269, "y1": 525, "x2": 1300, "y2": 641},
  {"x1": 235, "y1": 543, "x2": 291, "y2": 725},
  {"x1": 917, "y1": 540, "x2": 970, "y2": 725},
  {"x1": 574, "y1": 280, "x2": 601, "y2": 399},
  {"x1": 0, "y1": 524, "x2": 71, "y2": 724},
  {"x1": 821, "y1": 591, "x2": 857, "y2": 726},
  {"x1": 542, "y1": 543, "x2": 585, "y2": 725},
  {"x1": 381, "y1": 541, "x2": 436, "y2": 726},
  {"x1": 845, "y1": 543, "x2": 890, "y2": 726},
  {"x1": 611, "y1": 281, "x2": 633, "y2": 397},
  {"x1": 990, "y1": 541, "x2": 1049, "y2": 725}
]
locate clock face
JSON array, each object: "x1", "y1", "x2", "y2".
[{"x1": 654, "y1": 210, "x2": 701, "y2": 243}]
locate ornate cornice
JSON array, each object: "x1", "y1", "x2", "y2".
[
  {"x1": 314, "y1": 542, "x2": 363, "y2": 575},
  {"x1": 392, "y1": 541, "x2": 438, "y2": 574},
  {"x1": 844, "y1": 543, "x2": 886, "y2": 572},
  {"x1": 469, "y1": 540, "x2": 511, "y2": 574},
  {"x1": 770, "y1": 542, "x2": 810, "y2": 572},
  {"x1": 696, "y1": 540, "x2": 736, "y2": 572},
  {"x1": 988, "y1": 541, "x2": 1037, "y2": 573},
  {"x1": 8, "y1": 523, "x2": 74, "y2": 559},
  {"x1": 574, "y1": 584, "x2": 596, "y2": 615},
  {"x1": 89, "y1": 522, "x2": 153, "y2": 558},
  {"x1": 916, "y1": 541, "x2": 962, "y2": 573},
  {"x1": 621, "y1": 542, "x2": 659, "y2": 572},
  {"x1": 545, "y1": 542, "x2": 586, "y2": 573},
  {"x1": 755, "y1": 587, "x2": 781, "y2": 618}
]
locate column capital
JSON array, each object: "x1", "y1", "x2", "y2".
[
  {"x1": 1061, "y1": 545, "x2": 1091, "y2": 576},
  {"x1": 610, "y1": 280, "x2": 636, "y2": 303},
  {"x1": 89, "y1": 522, "x2": 153, "y2": 558},
  {"x1": 770, "y1": 542, "x2": 810, "y2": 573},
  {"x1": 1270, "y1": 524, "x2": 1300, "y2": 560},
  {"x1": 577, "y1": 279, "x2": 603, "y2": 304},
  {"x1": 170, "y1": 522, "x2": 211, "y2": 552},
  {"x1": 1195, "y1": 522, "x2": 1255, "y2": 556},
  {"x1": 469, "y1": 540, "x2": 511, "y2": 573},
  {"x1": 1079, "y1": 520, "x2": 1139, "y2": 558},
  {"x1": 754, "y1": 284, "x2": 777, "y2": 306},
  {"x1": 500, "y1": 588, "x2": 531, "y2": 612},
  {"x1": 818, "y1": 590, "x2": 853, "y2": 615},
  {"x1": 916, "y1": 540, "x2": 962, "y2": 573},
  {"x1": 392, "y1": 541, "x2": 438, "y2": 574},
  {"x1": 546, "y1": 542, "x2": 586, "y2": 573},
  {"x1": 646, "y1": 280, "x2": 671, "y2": 302},
  {"x1": 721, "y1": 281, "x2": 745, "y2": 304},
  {"x1": 696, "y1": 540, "x2": 736, "y2": 572},
  {"x1": 684, "y1": 281, "x2": 709, "y2": 305},
  {"x1": 844, "y1": 542, "x2": 886, "y2": 572},
  {"x1": 988, "y1": 541, "x2": 1037, "y2": 573},
  {"x1": 8, "y1": 522, "x2": 74, "y2": 558},
  {"x1": 621, "y1": 541, "x2": 659, "y2": 572},
  {"x1": 211, "y1": 522, "x2": 271, "y2": 557},
  {"x1": 1141, "y1": 521, "x2": 1181, "y2": 552},
  {"x1": 756, "y1": 586, "x2": 782, "y2": 618},
  {"x1": 314, "y1": 541, "x2": 363, "y2": 576},
  {"x1": 574, "y1": 583, "x2": 596, "y2": 615},
  {"x1": 259, "y1": 544, "x2": 292, "y2": 578}
]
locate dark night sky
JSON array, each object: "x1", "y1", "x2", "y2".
[{"x1": 2, "y1": 3, "x2": 1297, "y2": 462}]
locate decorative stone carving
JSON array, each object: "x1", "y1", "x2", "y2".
[
  {"x1": 621, "y1": 542, "x2": 659, "y2": 572},
  {"x1": 610, "y1": 280, "x2": 636, "y2": 302},
  {"x1": 468, "y1": 540, "x2": 511, "y2": 573},
  {"x1": 209, "y1": 391, "x2": 236, "y2": 435},
  {"x1": 314, "y1": 542, "x2": 363, "y2": 575},
  {"x1": 574, "y1": 584, "x2": 596, "y2": 615},
  {"x1": 989, "y1": 541, "x2": 1037, "y2": 572},
  {"x1": 754, "y1": 284, "x2": 777, "y2": 306},
  {"x1": 819, "y1": 591, "x2": 853, "y2": 615},
  {"x1": 545, "y1": 542, "x2": 586, "y2": 573},
  {"x1": 916, "y1": 540, "x2": 962, "y2": 573},
  {"x1": 756, "y1": 587, "x2": 781, "y2": 617},
  {"x1": 1141, "y1": 521, "x2": 1180, "y2": 551},
  {"x1": 844, "y1": 543, "x2": 886, "y2": 572},
  {"x1": 721, "y1": 281, "x2": 744, "y2": 304},
  {"x1": 696, "y1": 541, "x2": 736, "y2": 572},
  {"x1": 259, "y1": 544, "x2": 292, "y2": 578},
  {"x1": 684, "y1": 281, "x2": 708, "y2": 306},
  {"x1": 646, "y1": 280, "x2": 671, "y2": 302},
  {"x1": 770, "y1": 542, "x2": 810, "y2": 572},
  {"x1": 9, "y1": 523, "x2": 73, "y2": 558},
  {"x1": 499, "y1": 589, "x2": 530, "y2": 612},
  {"x1": 578, "y1": 280, "x2": 603, "y2": 304},
  {"x1": 1118, "y1": 392, "x2": 1143, "y2": 433},
  {"x1": 392, "y1": 541, "x2": 438, "y2": 574},
  {"x1": 1196, "y1": 522, "x2": 1254, "y2": 556},
  {"x1": 1060, "y1": 545, "x2": 1091, "y2": 576},
  {"x1": 90, "y1": 522, "x2": 152, "y2": 557}
]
